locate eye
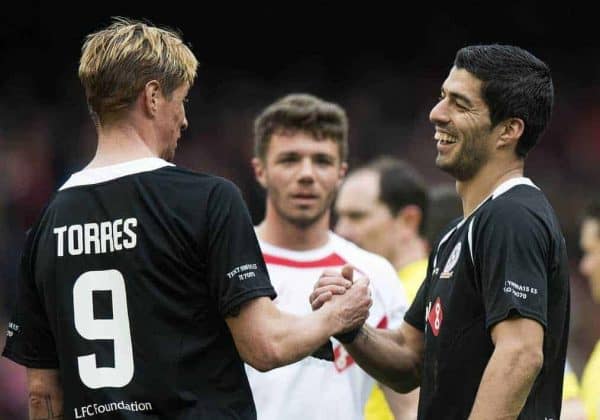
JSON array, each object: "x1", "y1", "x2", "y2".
[
  {"x1": 455, "y1": 102, "x2": 469, "y2": 111},
  {"x1": 314, "y1": 155, "x2": 335, "y2": 166},
  {"x1": 278, "y1": 155, "x2": 299, "y2": 164},
  {"x1": 347, "y1": 212, "x2": 366, "y2": 221}
]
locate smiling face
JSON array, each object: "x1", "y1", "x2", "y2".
[
  {"x1": 429, "y1": 67, "x2": 496, "y2": 181},
  {"x1": 156, "y1": 83, "x2": 190, "y2": 161},
  {"x1": 253, "y1": 131, "x2": 347, "y2": 228}
]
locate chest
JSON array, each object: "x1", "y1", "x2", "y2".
[{"x1": 423, "y1": 226, "x2": 484, "y2": 338}]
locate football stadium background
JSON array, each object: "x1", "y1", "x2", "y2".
[{"x1": 0, "y1": 5, "x2": 598, "y2": 418}]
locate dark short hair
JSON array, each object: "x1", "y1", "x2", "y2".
[
  {"x1": 454, "y1": 44, "x2": 554, "y2": 158},
  {"x1": 253, "y1": 93, "x2": 348, "y2": 161},
  {"x1": 361, "y1": 156, "x2": 429, "y2": 236},
  {"x1": 425, "y1": 184, "x2": 463, "y2": 245}
]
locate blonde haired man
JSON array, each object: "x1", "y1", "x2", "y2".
[{"x1": 2, "y1": 19, "x2": 370, "y2": 419}]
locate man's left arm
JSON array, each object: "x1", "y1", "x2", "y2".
[
  {"x1": 27, "y1": 368, "x2": 63, "y2": 420},
  {"x1": 468, "y1": 317, "x2": 544, "y2": 419},
  {"x1": 469, "y1": 202, "x2": 556, "y2": 419}
]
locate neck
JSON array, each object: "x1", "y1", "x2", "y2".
[
  {"x1": 390, "y1": 236, "x2": 428, "y2": 270},
  {"x1": 86, "y1": 120, "x2": 160, "y2": 169},
  {"x1": 457, "y1": 159, "x2": 524, "y2": 217},
  {"x1": 256, "y1": 204, "x2": 331, "y2": 251}
]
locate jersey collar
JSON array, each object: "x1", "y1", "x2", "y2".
[
  {"x1": 437, "y1": 176, "x2": 540, "y2": 252},
  {"x1": 59, "y1": 157, "x2": 174, "y2": 191},
  {"x1": 455, "y1": 176, "x2": 539, "y2": 230}
]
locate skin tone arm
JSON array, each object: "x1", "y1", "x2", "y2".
[
  {"x1": 226, "y1": 269, "x2": 372, "y2": 372},
  {"x1": 310, "y1": 270, "x2": 425, "y2": 393},
  {"x1": 27, "y1": 368, "x2": 63, "y2": 420},
  {"x1": 468, "y1": 317, "x2": 544, "y2": 420}
]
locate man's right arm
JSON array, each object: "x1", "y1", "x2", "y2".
[
  {"x1": 226, "y1": 275, "x2": 372, "y2": 372},
  {"x1": 310, "y1": 269, "x2": 425, "y2": 392},
  {"x1": 345, "y1": 322, "x2": 424, "y2": 393}
]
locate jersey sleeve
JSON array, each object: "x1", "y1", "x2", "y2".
[
  {"x1": 205, "y1": 180, "x2": 276, "y2": 317},
  {"x1": 2, "y1": 228, "x2": 59, "y2": 368},
  {"x1": 473, "y1": 202, "x2": 550, "y2": 330}
]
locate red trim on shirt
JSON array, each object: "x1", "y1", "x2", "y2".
[
  {"x1": 376, "y1": 316, "x2": 388, "y2": 329},
  {"x1": 263, "y1": 253, "x2": 347, "y2": 268}
]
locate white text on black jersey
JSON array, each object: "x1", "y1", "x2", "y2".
[{"x1": 53, "y1": 218, "x2": 138, "y2": 256}]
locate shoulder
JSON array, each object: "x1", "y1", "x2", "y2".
[
  {"x1": 152, "y1": 167, "x2": 245, "y2": 208},
  {"x1": 476, "y1": 186, "x2": 549, "y2": 230},
  {"x1": 157, "y1": 166, "x2": 239, "y2": 191}
]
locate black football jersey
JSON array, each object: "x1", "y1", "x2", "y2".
[
  {"x1": 404, "y1": 178, "x2": 570, "y2": 420},
  {"x1": 3, "y1": 158, "x2": 276, "y2": 419}
]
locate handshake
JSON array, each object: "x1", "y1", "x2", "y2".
[{"x1": 310, "y1": 264, "x2": 373, "y2": 344}]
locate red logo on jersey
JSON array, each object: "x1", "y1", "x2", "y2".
[{"x1": 427, "y1": 297, "x2": 443, "y2": 336}]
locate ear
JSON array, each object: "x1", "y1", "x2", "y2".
[
  {"x1": 336, "y1": 162, "x2": 349, "y2": 188},
  {"x1": 497, "y1": 117, "x2": 525, "y2": 150},
  {"x1": 252, "y1": 157, "x2": 267, "y2": 188},
  {"x1": 143, "y1": 80, "x2": 161, "y2": 117},
  {"x1": 396, "y1": 204, "x2": 423, "y2": 233}
]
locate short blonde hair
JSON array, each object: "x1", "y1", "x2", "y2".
[{"x1": 79, "y1": 17, "x2": 198, "y2": 124}]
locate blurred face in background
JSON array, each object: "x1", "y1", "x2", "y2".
[
  {"x1": 429, "y1": 67, "x2": 496, "y2": 181},
  {"x1": 580, "y1": 218, "x2": 600, "y2": 302},
  {"x1": 335, "y1": 170, "x2": 399, "y2": 261},
  {"x1": 253, "y1": 131, "x2": 346, "y2": 228}
]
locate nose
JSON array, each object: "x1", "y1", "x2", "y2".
[
  {"x1": 181, "y1": 115, "x2": 189, "y2": 132},
  {"x1": 429, "y1": 98, "x2": 450, "y2": 126},
  {"x1": 297, "y1": 157, "x2": 315, "y2": 183}
]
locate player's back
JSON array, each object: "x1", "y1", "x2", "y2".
[{"x1": 9, "y1": 158, "x2": 267, "y2": 419}]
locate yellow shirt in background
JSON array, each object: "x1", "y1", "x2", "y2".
[
  {"x1": 581, "y1": 340, "x2": 600, "y2": 420},
  {"x1": 562, "y1": 366, "x2": 581, "y2": 400},
  {"x1": 364, "y1": 259, "x2": 428, "y2": 420}
]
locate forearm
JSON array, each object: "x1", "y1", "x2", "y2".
[
  {"x1": 267, "y1": 305, "x2": 339, "y2": 367},
  {"x1": 229, "y1": 297, "x2": 342, "y2": 371},
  {"x1": 346, "y1": 325, "x2": 422, "y2": 393},
  {"x1": 27, "y1": 368, "x2": 63, "y2": 420},
  {"x1": 468, "y1": 345, "x2": 543, "y2": 419}
]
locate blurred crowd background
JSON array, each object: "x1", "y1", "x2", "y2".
[{"x1": 0, "y1": 4, "x2": 598, "y2": 418}]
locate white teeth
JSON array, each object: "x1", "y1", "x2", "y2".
[{"x1": 434, "y1": 132, "x2": 457, "y2": 143}]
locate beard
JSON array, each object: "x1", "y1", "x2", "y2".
[{"x1": 436, "y1": 133, "x2": 491, "y2": 181}]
